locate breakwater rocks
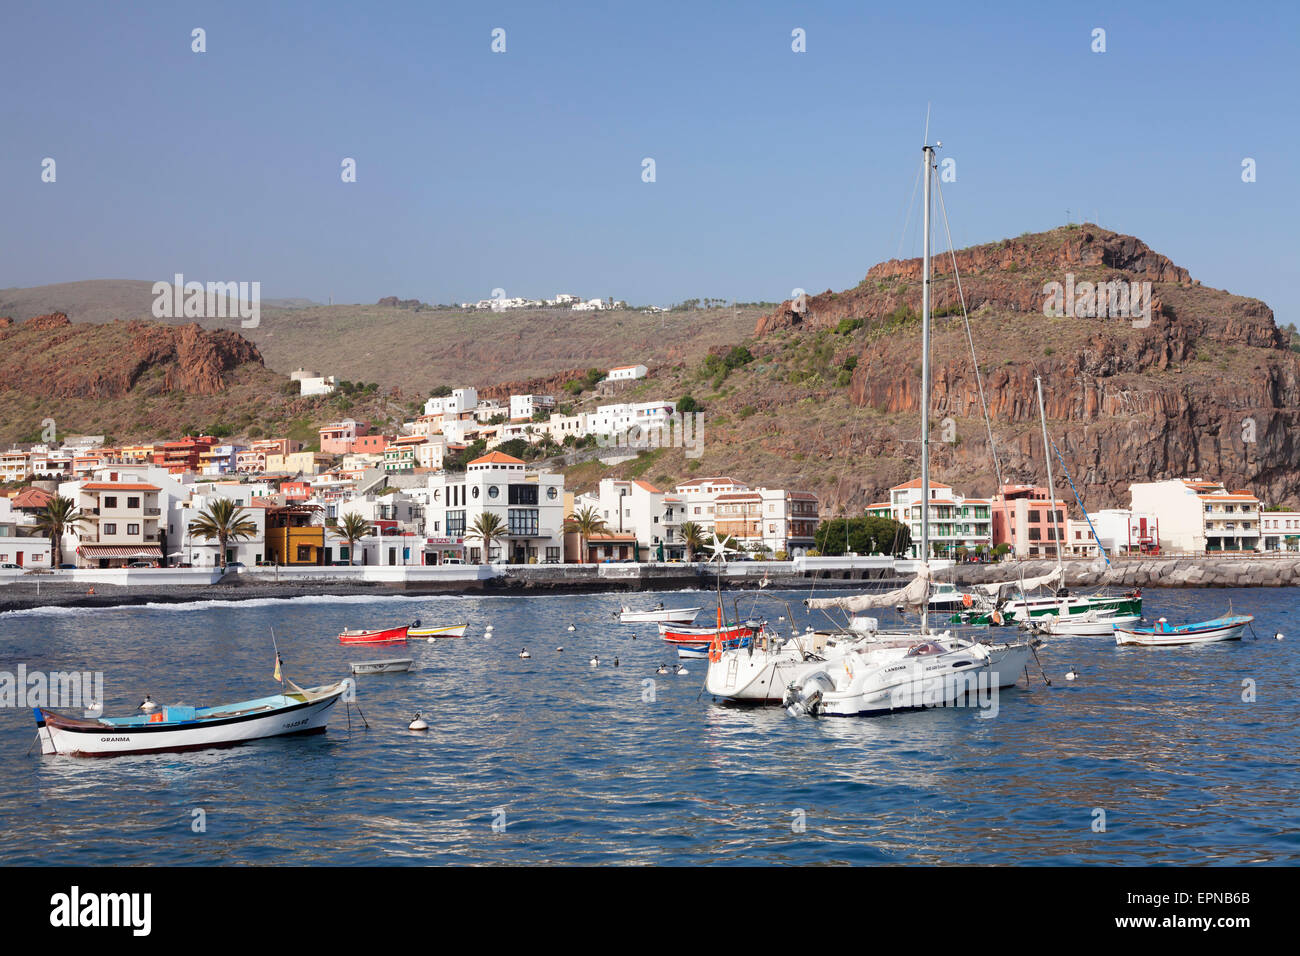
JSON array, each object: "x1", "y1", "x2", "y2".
[{"x1": 952, "y1": 557, "x2": 1300, "y2": 590}]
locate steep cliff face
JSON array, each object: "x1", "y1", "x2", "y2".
[
  {"x1": 0, "y1": 313, "x2": 263, "y2": 399},
  {"x1": 752, "y1": 225, "x2": 1300, "y2": 507}
]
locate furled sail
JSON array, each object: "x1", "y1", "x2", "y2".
[
  {"x1": 973, "y1": 566, "x2": 1062, "y2": 596},
  {"x1": 806, "y1": 564, "x2": 931, "y2": 612}
]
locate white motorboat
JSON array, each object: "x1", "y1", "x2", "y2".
[
  {"x1": 407, "y1": 622, "x2": 467, "y2": 639},
  {"x1": 350, "y1": 658, "x2": 414, "y2": 674},
  {"x1": 620, "y1": 604, "x2": 701, "y2": 624},
  {"x1": 1114, "y1": 614, "x2": 1252, "y2": 647},
  {"x1": 1029, "y1": 609, "x2": 1142, "y2": 637},
  {"x1": 34, "y1": 679, "x2": 351, "y2": 757},
  {"x1": 785, "y1": 636, "x2": 1033, "y2": 717}
]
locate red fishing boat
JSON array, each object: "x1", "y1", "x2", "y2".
[
  {"x1": 337, "y1": 624, "x2": 409, "y2": 645},
  {"x1": 657, "y1": 618, "x2": 762, "y2": 647}
]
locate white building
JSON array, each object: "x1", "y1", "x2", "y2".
[
  {"x1": 1129, "y1": 479, "x2": 1262, "y2": 553},
  {"x1": 575, "y1": 478, "x2": 685, "y2": 560},
  {"x1": 1260, "y1": 510, "x2": 1300, "y2": 552},
  {"x1": 291, "y1": 368, "x2": 337, "y2": 396},
  {"x1": 424, "y1": 387, "x2": 478, "y2": 417},
  {"x1": 1089, "y1": 509, "x2": 1161, "y2": 555},
  {"x1": 418, "y1": 451, "x2": 565, "y2": 564},
  {"x1": 607, "y1": 364, "x2": 648, "y2": 382},
  {"x1": 509, "y1": 394, "x2": 556, "y2": 421}
]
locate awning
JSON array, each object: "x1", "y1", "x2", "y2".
[{"x1": 78, "y1": 545, "x2": 163, "y2": 559}]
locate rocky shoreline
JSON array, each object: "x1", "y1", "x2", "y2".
[{"x1": 2, "y1": 556, "x2": 1298, "y2": 614}]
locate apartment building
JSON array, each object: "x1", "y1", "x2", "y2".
[
  {"x1": 74, "y1": 481, "x2": 164, "y2": 567},
  {"x1": 509, "y1": 394, "x2": 557, "y2": 421},
  {"x1": 869, "y1": 480, "x2": 993, "y2": 558},
  {"x1": 1260, "y1": 510, "x2": 1300, "y2": 552},
  {"x1": 989, "y1": 484, "x2": 1066, "y2": 558},
  {"x1": 1090, "y1": 509, "x2": 1161, "y2": 555},
  {"x1": 420, "y1": 452, "x2": 565, "y2": 564},
  {"x1": 319, "y1": 420, "x2": 369, "y2": 455},
  {"x1": 575, "y1": 478, "x2": 685, "y2": 560},
  {"x1": 1129, "y1": 478, "x2": 1262, "y2": 553}
]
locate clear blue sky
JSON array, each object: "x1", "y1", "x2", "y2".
[{"x1": 2, "y1": 0, "x2": 1295, "y2": 321}]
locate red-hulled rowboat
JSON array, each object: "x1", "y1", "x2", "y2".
[
  {"x1": 338, "y1": 624, "x2": 409, "y2": 645},
  {"x1": 658, "y1": 618, "x2": 762, "y2": 646}
]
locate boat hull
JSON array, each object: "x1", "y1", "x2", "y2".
[
  {"x1": 338, "y1": 625, "x2": 409, "y2": 644},
  {"x1": 956, "y1": 593, "x2": 1141, "y2": 627},
  {"x1": 350, "y1": 658, "x2": 414, "y2": 674},
  {"x1": 407, "y1": 623, "x2": 466, "y2": 639},
  {"x1": 35, "y1": 683, "x2": 348, "y2": 757},
  {"x1": 621, "y1": 607, "x2": 701, "y2": 624},
  {"x1": 1114, "y1": 616, "x2": 1250, "y2": 647}
]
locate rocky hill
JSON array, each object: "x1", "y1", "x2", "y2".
[
  {"x1": 557, "y1": 226, "x2": 1300, "y2": 512},
  {"x1": 0, "y1": 314, "x2": 411, "y2": 447}
]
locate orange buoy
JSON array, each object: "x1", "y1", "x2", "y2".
[{"x1": 962, "y1": 592, "x2": 973, "y2": 608}]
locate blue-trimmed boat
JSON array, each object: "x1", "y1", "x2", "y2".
[
  {"x1": 1114, "y1": 614, "x2": 1252, "y2": 647},
  {"x1": 34, "y1": 678, "x2": 352, "y2": 757}
]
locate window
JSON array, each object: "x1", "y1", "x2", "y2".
[
  {"x1": 127, "y1": 497, "x2": 140, "y2": 509},
  {"x1": 546, "y1": 546, "x2": 560, "y2": 563},
  {"x1": 447, "y1": 511, "x2": 466, "y2": 536},
  {"x1": 127, "y1": 523, "x2": 140, "y2": 536},
  {"x1": 104, "y1": 496, "x2": 117, "y2": 508},
  {"x1": 508, "y1": 509, "x2": 539, "y2": 536},
  {"x1": 471, "y1": 486, "x2": 480, "y2": 499},
  {"x1": 487, "y1": 485, "x2": 500, "y2": 499},
  {"x1": 509, "y1": 484, "x2": 538, "y2": 505},
  {"x1": 103, "y1": 523, "x2": 117, "y2": 535},
  {"x1": 546, "y1": 487, "x2": 557, "y2": 500}
]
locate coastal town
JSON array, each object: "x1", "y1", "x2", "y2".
[{"x1": 1, "y1": 353, "x2": 1297, "y2": 575}]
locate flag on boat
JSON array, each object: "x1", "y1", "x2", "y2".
[{"x1": 273, "y1": 655, "x2": 282, "y2": 682}]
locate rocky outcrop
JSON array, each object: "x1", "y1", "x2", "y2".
[
  {"x1": 0, "y1": 314, "x2": 264, "y2": 399},
  {"x1": 749, "y1": 225, "x2": 1300, "y2": 509}
]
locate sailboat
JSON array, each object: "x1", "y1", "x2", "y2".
[
  {"x1": 709, "y1": 136, "x2": 1037, "y2": 713},
  {"x1": 951, "y1": 377, "x2": 1142, "y2": 628}
]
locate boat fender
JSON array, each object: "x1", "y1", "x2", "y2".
[{"x1": 962, "y1": 593, "x2": 973, "y2": 608}]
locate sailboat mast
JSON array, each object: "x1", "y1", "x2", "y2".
[
  {"x1": 920, "y1": 143, "x2": 934, "y2": 634},
  {"x1": 1035, "y1": 375, "x2": 1063, "y2": 573}
]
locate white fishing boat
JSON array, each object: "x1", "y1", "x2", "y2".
[
  {"x1": 620, "y1": 604, "x2": 701, "y2": 624},
  {"x1": 1029, "y1": 608, "x2": 1142, "y2": 637},
  {"x1": 1114, "y1": 614, "x2": 1252, "y2": 647},
  {"x1": 407, "y1": 621, "x2": 467, "y2": 639},
  {"x1": 350, "y1": 658, "x2": 414, "y2": 674},
  {"x1": 34, "y1": 678, "x2": 351, "y2": 757}
]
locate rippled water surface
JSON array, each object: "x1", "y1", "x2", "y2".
[{"x1": 1, "y1": 587, "x2": 1297, "y2": 865}]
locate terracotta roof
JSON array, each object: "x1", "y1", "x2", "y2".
[
  {"x1": 586, "y1": 533, "x2": 638, "y2": 542},
  {"x1": 81, "y1": 483, "x2": 160, "y2": 492},
  {"x1": 715, "y1": 492, "x2": 760, "y2": 501},
  {"x1": 11, "y1": 487, "x2": 53, "y2": 508},
  {"x1": 633, "y1": 479, "x2": 662, "y2": 493},
  {"x1": 610, "y1": 364, "x2": 642, "y2": 371},
  {"x1": 891, "y1": 479, "x2": 953, "y2": 490},
  {"x1": 469, "y1": 451, "x2": 525, "y2": 466},
  {"x1": 786, "y1": 491, "x2": 819, "y2": 500}
]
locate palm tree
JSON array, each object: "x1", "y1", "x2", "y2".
[
  {"x1": 465, "y1": 511, "x2": 507, "y2": 564},
  {"x1": 338, "y1": 512, "x2": 370, "y2": 566},
  {"x1": 188, "y1": 498, "x2": 259, "y2": 569},
  {"x1": 679, "y1": 521, "x2": 706, "y2": 563},
  {"x1": 563, "y1": 506, "x2": 607, "y2": 564},
  {"x1": 34, "y1": 496, "x2": 92, "y2": 568}
]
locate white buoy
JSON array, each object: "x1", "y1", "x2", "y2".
[
  {"x1": 568, "y1": 624, "x2": 576, "y2": 632},
  {"x1": 556, "y1": 646, "x2": 564, "y2": 652},
  {"x1": 1065, "y1": 668, "x2": 1078, "y2": 681},
  {"x1": 139, "y1": 695, "x2": 158, "y2": 713},
  {"x1": 519, "y1": 648, "x2": 531, "y2": 659},
  {"x1": 408, "y1": 713, "x2": 428, "y2": 731},
  {"x1": 674, "y1": 664, "x2": 689, "y2": 676},
  {"x1": 485, "y1": 624, "x2": 494, "y2": 631},
  {"x1": 589, "y1": 655, "x2": 599, "y2": 667},
  {"x1": 778, "y1": 616, "x2": 785, "y2": 621},
  {"x1": 427, "y1": 637, "x2": 435, "y2": 643},
  {"x1": 1276, "y1": 632, "x2": 1285, "y2": 640}
]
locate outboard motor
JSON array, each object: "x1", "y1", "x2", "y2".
[{"x1": 783, "y1": 671, "x2": 835, "y2": 717}]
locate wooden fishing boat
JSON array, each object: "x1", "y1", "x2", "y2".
[
  {"x1": 33, "y1": 679, "x2": 351, "y2": 757},
  {"x1": 658, "y1": 618, "x2": 761, "y2": 646},
  {"x1": 1029, "y1": 609, "x2": 1142, "y2": 637},
  {"x1": 350, "y1": 658, "x2": 414, "y2": 674},
  {"x1": 1114, "y1": 614, "x2": 1252, "y2": 647},
  {"x1": 620, "y1": 604, "x2": 701, "y2": 624},
  {"x1": 337, "y1": 624, "x2": 409, "y2": 645},
  {"x1": 407, "y1": 622, "x2": 467, "y2": 639}
]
